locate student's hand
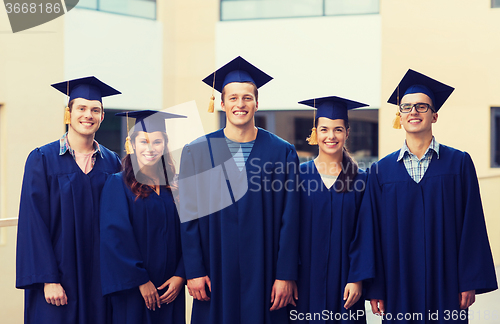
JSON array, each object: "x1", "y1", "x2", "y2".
[
  {"x1": 343, "y1": 281, "x2": 362, "y2": 309},
  {"x1": 44, "y1": 283, "x2": 68, "y2": 306},
  {"x1": 459, "y1": 290, "x2": 475, "y2": 309},
  {"x1": 159, "y1": 276, "x2": 185, "y2": 304},
  {"x1": 370, "y1": 299, "x2": 385, "y2": 316},
  {"x1": 139, "y1": 281, "x2": 161, "y2": 311},
  {"x1": 270, "y1": 279, "x2": 298, "y2": 311},
  {"x1": 187, "y1": 276, "x2": 211, "y2": 301}
]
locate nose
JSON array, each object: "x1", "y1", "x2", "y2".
[
  {"x1": 85, "y1": 109, "x2": 93, "y2": 118},
  {"x1": 236, "y1": 98, "x2": 245, "y2": 108}
]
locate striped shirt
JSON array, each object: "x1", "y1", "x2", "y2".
[
  {"x1": 397, "y1": 137, "x2": 440, "y2": 183},
  {"x1": 226, "y1": 137, "x2": 255, "y2": 171},
  {"x1": 59, "y1": 132, "x2": 102, "y2": 167}
]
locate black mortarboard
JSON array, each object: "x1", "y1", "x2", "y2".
[
  {"x1": 115, "y1": 110, "x2": 186, "y2": 133},
  {"x1": 387, "y1": 69, "x2": 454, "y2": 112},
  {"x1": 202, "y1": 56, "x2": 273, "y2": 113},
  {"x1": 51, "y1": 76, "x2": 121, "y2": 103},
  {"x1": 299, "y1": 96, "x2": 368, "y2": 121},
  {"x1": 202, "y1": 56, "x2": 273, "y2": 92},
  {"x1": 115, "y1": 110, "x2": 187, "y2": 154}
]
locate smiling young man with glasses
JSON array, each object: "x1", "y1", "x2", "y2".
[{"x1": 361, "y1": 69, "x2": 497, "y2": 323}]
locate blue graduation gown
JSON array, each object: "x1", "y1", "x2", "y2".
[
  {"x1": 16, "y1": 140, "x2": 121, "y2": 324},
  {"x1": 100, "y1": 173, "x2": 185, "y2": 324},
  {"x1": 294, "y1": 161, "x2": 374, "y2": 323},
  {"x1": 179, "y1": 128, "x2": 300, "y2": 324},
  {"x1": 362, "y1": 144, "x2": 497, "y2": 323}
]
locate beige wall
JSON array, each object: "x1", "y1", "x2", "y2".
[
  {"x1": 0, "y1": 12, "x2": 65, "y2": 324},
  {"x1": 160, "y1": 0, "x2": 219, "y2": 135},
  {"x1": 158, "y1": 0, "x2": 220, "y2": 320},
  {"x1": 380, "y1": 0, "x2": 500, "y2": 264}
]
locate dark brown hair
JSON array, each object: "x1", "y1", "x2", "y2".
[
  {"x1": 122, "y1": 132, "x2": 177, "y2": 199},
  {"x1": 334, "y1": 147, "x2": 359, "y2": 193},
  {"x1": 221, "y1": 81, "x2": 258, "y2": 103},
  {"x1": 68, "y1": 99, "x2": 104, "y2": 112}
]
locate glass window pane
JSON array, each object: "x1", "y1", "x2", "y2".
[
  {"x1": 77, "y1": 0, "x2": 98, "y2": 10},
  {"x1": 99, "y1": 0, "x2": 156, "y2": 19},
  {"x1": 95, "y1": 109, "x2": 128, "y2": 159},
  {"x1": 494, "y1": 108, "x2": 500, "y2": 167},
  {"x1": 221, "y1": 0, "x2": 323, "y2": 21},
  {"x1": 325, "y1": 0, "x2": 379, "y2": 16},
  {"x1": 492, "y1": 0, "x2": 500, "y2": 8}
]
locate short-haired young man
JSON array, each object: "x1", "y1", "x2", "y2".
[
  {"x1": 363, "y1": 70, "x2": 497, "y2": 323},
  {"x1": 179, "y1": 56, "x2": 300, "y2": 324},
  {"x1": 16, "y1": 77, "x2": 122, "y2": 324}
]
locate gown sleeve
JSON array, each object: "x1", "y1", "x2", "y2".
[
  {"x1": 179, "y1": 145, "x2": 208, "y2": 279},
  {"x1": 275, "y1": 147, "x2": 300, "y2": 280},
  {"x1": 100, "y1": 174, "x2": 150, "y2": 296},
  {"x1": 359, "y1": 163, "x2": 386, "y2": 300},
  {"x1": 347, "y1": 172, "x2": 376, "y2": 284},
  {"x1": 457, "y1": 153, "x2": 498, "y2": 294},
  {"x1": 173, "y1": 207, "x2": 186, "y2": 278},
  {"x1": 16, "y1": 149, "x2": 60, "y2": 289}
]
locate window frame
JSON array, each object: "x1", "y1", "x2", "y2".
[{"x1": 491, "y1": 107, "x2": 500, "y2": 168}]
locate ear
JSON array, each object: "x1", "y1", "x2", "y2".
[
  {"x1": 101, "y1": 110, "x2": 105, "y2": 122},
  {"x1": 255, "y1": 101, "x2": 259, "y2": 111},
  {"x1": 221, "y1": 100, "x2": 226, "y2": 112},
  {"x1": 432, "y1": 112, "x2": 438, "y2": 124},
  {"x1": 346, "y1": 128, "x2": 350, "y2": 138}
]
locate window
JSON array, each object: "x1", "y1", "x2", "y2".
[
  {"x1": 491, "y1": 107, "x2": 500, "y2": 167},
  {"x1": 95, "y1": 109, "x2": 131, "y2": 159},
  {"x1": 294, "y1": 111, "x2": 379, "y2": 165},
  {"x1": 0, "y1": 103, "x2": 4, "y2": 244},
  {"x1": 220, "y1": 0, "x2": 379, "y2": 21},
  {"x1": 492, "y1": 0, "x2": 500, "y2": 8},
  {"x1": 346, "y1": 119, "x2": 378, "y2": 167},
  {"x1": 78, "y1": 0, "x2": 156, "y2": 20}
]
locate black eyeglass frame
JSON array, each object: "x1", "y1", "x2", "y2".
[{"x1": 399, "y1": 102, "x2": 435, "y2": 114}]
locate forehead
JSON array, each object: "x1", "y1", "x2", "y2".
[
  {"x1": 317, "y1": 117, "x2": 345, "y2": 128},
  {"x1": 73, "y1": 97, "x2": 102, "y2": 108},
  {"x1": 223, "y1": 82, "x2": 256, "y2": 95},
  {"x1": 135, "y1": 131, "x2": 164, "y2": 140},
  {"x1": 401, "y1": 92, "x2": 432, "y2": 104}
]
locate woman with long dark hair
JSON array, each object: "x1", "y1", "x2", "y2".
[
  {"x1": 100, "y1": 110, "x2": 186, "y2": 324},
  {"x1": 293, "y1": 97, "x2": 375, "y2": 323}
]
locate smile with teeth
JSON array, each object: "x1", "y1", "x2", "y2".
[
  {"x1": 408, "y1": 118, "x2": 422, "y2": 124},
  {"x1": 324, "y1": 141, "x2": 338, "y2": 147},
  {"x1": 233, "y1": 111, "x2": 248, "y2": 116},
  {"x1": 142, "y1": 153, "x2": 159, "y2": 161},
  {"x1": 80, "y1": 121, "x2": 94, "y2": 127}
]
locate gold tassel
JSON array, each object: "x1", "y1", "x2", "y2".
[
  {"x1": 64, "y1": 106, "x2": 71, "y2": 124},
  {"x1": 64, "y1": 81, "x2": 70, "y2": 125},
  {"x1": 306, "y1": 127, "x2": 318, "y2": 145},
  {"x1": 306, "y1": 99, "x2": 318, "y2": 145},
  {"x1": 208, "y1": 70, "x2": 216, "y2": 113},
  {"x1": 392, "y1": 111, "x2": 401, "y2": 129},
  {"x1": 208, "y1": 95, "x2": 215, "y2": 113},
  {"x1": 125, "y1": 136, "x2": 134, "y2": 154},
  {"x1": 124, "y1": 112, "x2": 134, "y2": 154}
]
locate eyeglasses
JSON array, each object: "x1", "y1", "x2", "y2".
[{"x1": 399, "y1": 103, "x2": 434, "y2": 113}]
